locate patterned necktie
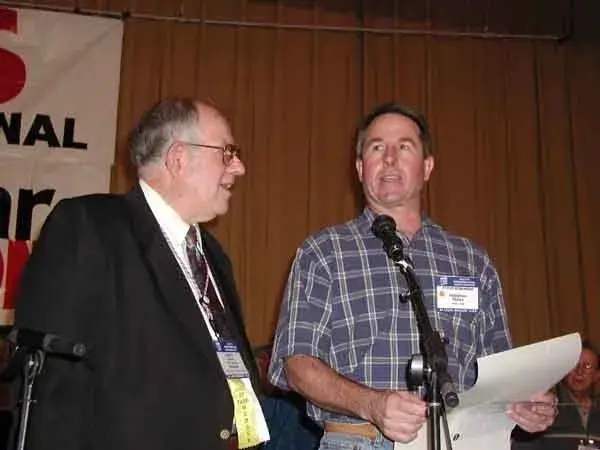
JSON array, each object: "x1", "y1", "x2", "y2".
[{"x1": 185, "y1": 226, "x2": 233, "y2": 341}]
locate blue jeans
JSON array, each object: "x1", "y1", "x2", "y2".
[{"x1": 319, "y1": 431, "x2": 394, "y2": 450}]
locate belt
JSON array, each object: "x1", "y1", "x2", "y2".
[{"x1": 325, "y1": 422, "x2": 379, "y2": 440}]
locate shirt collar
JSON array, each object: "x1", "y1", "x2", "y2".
[
  {"x1": 139, "y1": 180, "x2": 199, "y2": 251},
  {"x1": 358, "y1": 207, "x2": 439, "y2": 238}
]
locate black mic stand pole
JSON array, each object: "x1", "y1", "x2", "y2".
[
  {"x1": 15, "y1": 350, "x2": 45, "y2": 450},
  {"x1": 389, "y1": 254, "x2": 459, "y2": 450},
  {"x1": 1, "y1": 329, "x2": 87, "y2": 450}
]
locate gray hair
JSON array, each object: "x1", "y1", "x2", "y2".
[
  {"x1": 128, "y1": 97, "x2": 200, "y2": 168},
  {"x1": 355, "y1": 102, "x2": 432, "y2": 158}
]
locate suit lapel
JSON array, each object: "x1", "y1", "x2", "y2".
[
  {"x1": 202, "y1": 230, "x2": 260, "y2": 387},
  {"x1": 123, "y1": 186, "x2": 219, "y2": 361}
]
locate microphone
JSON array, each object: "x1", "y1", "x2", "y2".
[
  {"x1": 372, "y1": 216, "x2": 460, "y2": 413},
  {"x1": 371, "y1": 215, "x2": 405, "y2": 262},
  {"x1": 7, "y1": 328, "x2": 87, "y2": 359}
]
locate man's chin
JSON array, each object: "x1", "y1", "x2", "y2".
[{"x1": 215, "y1": 202, "x2": 230, "y2": 217}]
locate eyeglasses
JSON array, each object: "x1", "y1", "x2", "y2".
[
  {"x1": 575, "y1": 362, "x2": 597, "y2": 372},
  {"x1": 179, "y1": 142, "x2": 241, "y2": 167}
]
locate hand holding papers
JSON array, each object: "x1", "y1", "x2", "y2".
[{"x1": 395, "y1": 333, "x2": 582, "y2": 450}]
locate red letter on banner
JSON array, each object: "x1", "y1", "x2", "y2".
[
  {"x1": 0, "y1": 8, "x2": 27, "y2": 104},
  {"x1": 3, "y1": 240, "x2": 30, "y2": 309}
]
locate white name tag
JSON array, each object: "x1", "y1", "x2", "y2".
[
  {"x1": 215, "y1": 340, "x2": 251, "y2": 379},
  {"x1": 435, "y1": 276, "x2": 479, "y2": 312}
]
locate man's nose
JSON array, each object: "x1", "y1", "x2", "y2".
[
  {"x1": 229, "y1": 156, "x2": 245, "y2": 175},
  {"x1": 383, "y1": 145, "x2": 398, "y2": 164}
]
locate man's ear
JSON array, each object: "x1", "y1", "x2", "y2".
[
  {"x1": 355, "y1": 158, "x2": 363, "y2": 182},
  {"x1": 424, "y1": 156, "x2": 435, "y2": 181},
  {"x1": 164, "y1": 142, "x2": 186, "y2": 176}
]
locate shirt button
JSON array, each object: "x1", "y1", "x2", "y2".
[{"x1": 219, "y1": 429, "x2": 231, "y2": 440}]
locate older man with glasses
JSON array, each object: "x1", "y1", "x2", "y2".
[{"x1": 12, "y1": 98, "x2": 268, "y2": 450}]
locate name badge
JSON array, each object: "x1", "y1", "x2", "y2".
[
  {"x1": 435, "y1": 276, "x2": 479, "y2": 312},
  {"x1": 215, "y1": 340, "x2": 250, "y2": 379}
]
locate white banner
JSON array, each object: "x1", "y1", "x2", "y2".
[{"x1": 0, "y1": 7, "x2": 123, "y2": 325}]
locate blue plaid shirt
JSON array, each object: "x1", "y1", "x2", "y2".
[{"x1": 268, "y1": 208, "x2": 512, "y2": 423}]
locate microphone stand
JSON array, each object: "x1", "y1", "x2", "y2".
[
  {"x1": 1, "y1": 328, "x2": 87, "y2": 450},
  {"x1": 0, "y1": 345, "x2": 45, "y2": 450},
  {"x1": 15, "y1": 350, "x2": 45, "y2": 450},
  {"x1": 389, "y1": 253, "x2": 459, "y2": 450}
]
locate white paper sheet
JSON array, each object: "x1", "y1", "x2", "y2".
[{"x1": 394, "y1": 333, "x2": 581, "y2": 449}]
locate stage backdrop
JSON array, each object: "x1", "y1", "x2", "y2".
[{"x1": 0, "y1": 7, "x2": 123, "y2": 326}]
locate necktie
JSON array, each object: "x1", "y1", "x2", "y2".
[{"x1": 185, "y1": 226, "x2": 233, "y2": 340}]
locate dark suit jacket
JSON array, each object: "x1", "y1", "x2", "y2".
[{"x1": 12, "y1": 185, "x2": 260, "y2": 450}]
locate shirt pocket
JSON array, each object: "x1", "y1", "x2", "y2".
[{"x1": 435, "y1": 310, "x2": 480, "y2": 387}]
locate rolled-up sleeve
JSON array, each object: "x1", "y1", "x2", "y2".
[
  {"x1": 479, "y1": 258, "x2": 512, "y2": 356},
  {"x1": 268, "y1": 240, "x2": 332, "y2": 390}
]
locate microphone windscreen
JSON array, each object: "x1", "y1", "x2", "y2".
[{"x1": 371, "y1": 215, "x2": 397, "y2": 239}]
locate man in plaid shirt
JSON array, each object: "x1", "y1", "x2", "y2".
[{"x1": 268, "y1": 102, "x2": 557, "y2": 449}]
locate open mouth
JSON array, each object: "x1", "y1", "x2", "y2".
[{"x1": 381, "y1": 174, "x2": 402, "y2": 182}]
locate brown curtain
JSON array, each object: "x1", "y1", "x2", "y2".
[{"x1": 17, "y1": 0, "x2": 600, "y2": 349}]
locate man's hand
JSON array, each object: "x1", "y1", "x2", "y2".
[
  {"x1": 369, "y1": 390, "x2": 428, "y2": 443},
  {"x1": 507, "y1": 391, "x2": 557, "y2": 433},
  {"x1": 285, "y1": 356, "x2": 428, "y2": 443}
]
